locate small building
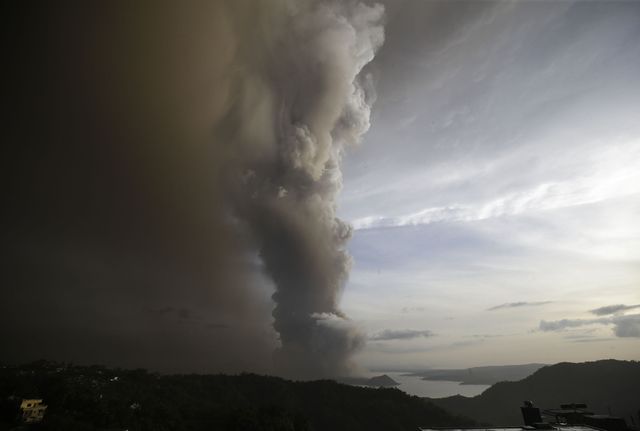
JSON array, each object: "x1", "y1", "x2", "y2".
[{"x1": 20, "y1": 398, "x2": 47, "y2": 423}]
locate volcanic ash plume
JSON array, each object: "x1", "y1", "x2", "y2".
[
  {"x1": 227, "y1": 1, "x2": 385, "y2": 379},
  {"x1": 2, "y1": 0, "x2": 382, "y2": 375}
]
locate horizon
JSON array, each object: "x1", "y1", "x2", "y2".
[{"x1": 4, "y1": 357, "x2": 637, "y2": 379}]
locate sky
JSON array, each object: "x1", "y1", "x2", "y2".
[
  {"x1": 339, "y1": 0, "x2": 640, "y2": 370},
  {"x1": 2, "y1": 1, "x2": 639, "y2": 377}
]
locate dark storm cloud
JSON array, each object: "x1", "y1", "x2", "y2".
[
  {"x1": 370, "y1": 329, "x2": 434, "y2": 341},
  {"x1": 3, "y1": 0, "x2": 384, "y2": 378},
  {"x1": 589, "y1": 304, "x2": 640, "y2": 316},
  {"x1": 487, "y1": 301, "x2": 553, "y2": 311}
]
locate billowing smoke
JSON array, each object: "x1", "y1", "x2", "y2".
[
  {"x1": 224, "y1": 1, "x2": 385, "y2": 378},
  {"x1": 3, "y1": 0, "x2": 383, "y2": 379}
]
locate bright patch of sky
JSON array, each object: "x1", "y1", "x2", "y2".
[{"x1": 338, "y1": 0, "x2": 640, "y2": 370}]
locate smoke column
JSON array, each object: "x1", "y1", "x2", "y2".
[
  {"x1": 223, "y1": 0, "x2": 385, "y2": 378},
  {"x1": 2, "y1": 0, "x2": 383, "y2": 378}
]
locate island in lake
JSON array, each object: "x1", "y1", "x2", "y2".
[{"x1": 338, "y1": 374, "x2": 400, "y2": 387}]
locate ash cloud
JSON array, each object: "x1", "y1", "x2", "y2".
[
  {"x1": 3, "y1": 0, "x2": 384, "y2": 379},
  {"x1": 370, "y1": 329, "x2": 434, "y2": 341},
  {"x1": 157, "y1": 307, "x2": 197, "y2": 321},
  {"x1": 227, "y1": 1, "x2": 385, "y2": 379},
  {"x1": 2, "y1": 1, "x2": 284, "y2": 374}
]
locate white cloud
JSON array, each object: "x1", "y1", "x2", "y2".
[{"x1": 351, "y1": 143, "x2": 640, "y2": 230}]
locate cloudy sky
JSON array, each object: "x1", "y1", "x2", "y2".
[
  {"x1": 339, "y1": 0, "x2": 640, "y2": 370},
  {"x1": 3, "y1": 1, "x2": 639, "y2": 377}
]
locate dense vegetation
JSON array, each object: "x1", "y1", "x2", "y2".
[
  {"x1": 429, "y1": 360, "x2": 640, "y2": 427},
  {"x1": 0, "y1": 361, "x2": 475, "y2": 431}
]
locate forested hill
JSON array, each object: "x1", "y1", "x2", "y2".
[
  {"x1": 428, "y1": 360, "x2": 640, "y2": 426},
  {"x1": 0, "y1": 361, "x2": 475, "y2": 431}
]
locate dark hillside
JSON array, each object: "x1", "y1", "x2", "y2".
[
  {"x1": 429, "y1": 360, "x2": 640, "y2": 426},
  {"x1": 0, "y1": 361, "x2": 475, "y2": 431}
]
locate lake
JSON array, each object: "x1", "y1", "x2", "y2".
[{"x1": 380, "y1": 371, "x2": 490, "y2": 398}]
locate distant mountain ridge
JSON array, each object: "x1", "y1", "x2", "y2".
[
  {"x1": 412, "y1": 363, "x2": 546, "y2": 385},
  {"x1": 427, "y1": 360, "x2": 640, "y2": 427}
]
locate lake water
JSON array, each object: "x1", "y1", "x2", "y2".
[{"x1": 380, "y1": 371, "x2": 490, "y2": 399}]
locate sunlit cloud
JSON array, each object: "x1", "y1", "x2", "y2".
[{"x1": 352, "y1": 144, "x2": 640, "y2": 230}]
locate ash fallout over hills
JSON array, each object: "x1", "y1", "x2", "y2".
[{"x1": 2, "y1": 1, "x2": 384, "y2": 379}]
